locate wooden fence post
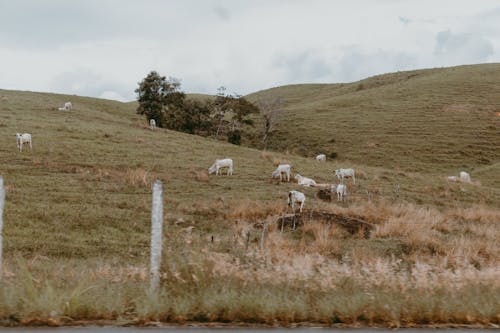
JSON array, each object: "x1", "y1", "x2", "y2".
[
  {"x1": 260, "y1": 221, "x2": 268, "y2": 252},
  {"x1": 0, "y1": 177, "x2": 5, "y2": 282},
  {"x1": 150, "y1": 179, "x2": 163, "y2": 292}
]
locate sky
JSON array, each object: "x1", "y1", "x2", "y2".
[{"x1": 1, "y1": 0, "x2": 500, "y2": 102}]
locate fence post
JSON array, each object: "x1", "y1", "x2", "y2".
[
  {"x1": 0, "y1": 177, "x2": 5, "y2": 282},
  {"x1": 150, "y1": 179, "x2": 163, "y2": 292},
  {"x1": 260, "y1": 221, "x2": 268, "y2": 252}
]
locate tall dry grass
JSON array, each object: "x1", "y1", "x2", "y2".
[{"x1": 0, "y1": 199, "x2": 498, "y2": 326}]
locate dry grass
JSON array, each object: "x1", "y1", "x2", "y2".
[
  {"x1": 226, "y1": 199, "x2": 284, "y2": 221},
  {"x1": 0, "y1": 87, "x2": 499, "y2": 326},
  {"x1": 190, "y1": 167, "x2": 209, "y2": 182}
]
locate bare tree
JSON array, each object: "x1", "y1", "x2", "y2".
[{"x1": 256, "y1": 96, "x2": 284, "y2": 149}]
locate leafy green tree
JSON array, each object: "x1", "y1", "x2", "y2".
[
  {"x1": 229, "y1": 95, "x2": 259, "y2": 130},
  {"x1": 135, "y1": 71, "x2": 185, "y2": 128},
  {"x1": 213, "y1": 90, "x2": 259, "y2": 131},
  {"x1": 165, "y1": 99, "x2": 212, "y2": 135}
]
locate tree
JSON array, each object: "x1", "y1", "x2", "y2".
[
  {"x1": 215, "y1": 92, "x2": 258, "y2": 130},
  {"x1": 230, "y1": 95, "x2": 259, "y2": 130},
  {"x1": 165, "y1": 99, "x2": 212, "y2": 135},
  {"x1": 255, "y1": 96, "x2": 284, "y2": 149},
  {"x1": 135, "y1": 71, "x2": 185, "y2": 128},
  {"x1": 213, "y1": 86, "x2": 228, "y2": 138},
  {"x1": 210, "y1": 90, "x2": 259, "y2": 144}
]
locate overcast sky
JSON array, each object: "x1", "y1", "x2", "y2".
[{"x1": 1, "y1": 0, "x2": 500, "y2": 102}]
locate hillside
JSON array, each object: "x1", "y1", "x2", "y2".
[
  {"x1": 0, "y1": 87, "x2": 497, "y2": 258},
  {"x1": 246, "y1": 64, "x2": 500, "y2": 187},
  {"x1": 0, "y1": 86, "x2": 498, "y2": 325}
]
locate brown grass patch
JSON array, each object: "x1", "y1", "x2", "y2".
[
  {"x1": 125, "y1": 168, "x2": 150, "y2": 187},
  {"x1": 134, "y1": 119, "x2": 149, "y2": 129},
  {"x1": 190, "y1": 168, "x2": 209, "y2": 182},
  {"x1": 226, "y1": 199, "x2": 284, "y2": 222},
  {"x1": 259, "y1": 151, "x2": 291, "y2": 166}
]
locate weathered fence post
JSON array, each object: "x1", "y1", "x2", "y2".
[
  {"x1": 260, "y1": 221, "x2": 268, "y2": 252},
  {"x1": 150, "y1": 179, "x2": 163, "y2": 292},
  {"x1": 0, "y1": 177, "x2": 5, "y2": 282}
]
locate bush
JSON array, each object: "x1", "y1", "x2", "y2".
[{"x1": 228, "y1": 130, "x2": 241, "y2": 145}]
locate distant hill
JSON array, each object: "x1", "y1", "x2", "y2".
[{"x1": 246, "y1": 64, "x2": 500, "y2": 183}]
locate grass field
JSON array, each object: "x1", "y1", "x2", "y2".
[
  {"x1": 246, "y1": 64, "x2": 500, "y2": 185},
  {"x1": 0, "y1": 64, "x2": 499, "y2": 327}
]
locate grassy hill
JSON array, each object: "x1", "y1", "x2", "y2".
[
  {"x1": 246, "y1": 64, "x2": 500, "y2": 188},
  {"x1": 0, "y1": 72, "x2": 499, "y2": 326},
  {"x1": 1, "y1": 87, "x2": 498, "y2": 259}
]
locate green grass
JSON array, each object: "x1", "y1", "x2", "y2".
[
  {"x1": 0, "y1": 64, "x2": 499, "y2": 326},
  {"x1": 246, "y1": 64, "x2": 500, "y2": 186}
]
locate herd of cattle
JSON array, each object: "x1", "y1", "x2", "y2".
[
  {"x1": 207, "y1": 157, "x2": 473, "y2": 213},
  {"x1": 13, "y1": 101, "x2": 473, "y2": 213},
  {"x1": 207, "y1": 157, "x2": 355, "y2": 213}
]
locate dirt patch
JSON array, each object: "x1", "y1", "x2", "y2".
[{"x1": 273, "y1": 210, "x2": 376, "y2": 238}]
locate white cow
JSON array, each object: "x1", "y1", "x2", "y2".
[
  {"x1": 58, "y1": 101, "x2": 72, "y2": 111},
  {"x1": 447, "y1": 171, "x2": 471, "y2": 183},
  {"x1": 294, "y1": 173, "x2": 317, "y2": 187},
  {"x1": 459, "y1": 171, "x2": 471, "y2": 183},
  {"x1": 208, "y1": 158, "x2": 233, "y2": 176},
  {"x1": 149, "y1": 119, "x2": 156, "y2": 130},
  {"x1": 16, "y1": 133, "x2": 32, "y2": 152},
  {"x1": 315, "y1": 154, "x2": 326, "y2": 162},
  {"x1": 333, "y1": 184, "x2": 347, "y2": 202},
  {"x1": 288, "y1": 190, "x2": 305, "y2": 213},
  {"x1": 272, "y1": 164, "x2": 291, "y2": 182},
  {"x1": 335, "y1": 168, "x2": 356, "y2": 185}
]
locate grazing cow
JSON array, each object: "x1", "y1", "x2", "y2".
[
  {"x1": 58, "y1": 101, "x2": 72, "y2": 111},
  {"x1": 149, "y1": 119, "x2": 156, "y2": 130},
  {"x1": 447, "y1": 172, "x2": 471, "y2": 183},
  {"x1": 335, "y1": 168, "x2": 356, "y2": 184},
  {"x1": 208, "y1": 158, "x2": 233, "y2": 176},
  {"x1": 294, "y1": 173, "x2": 317, "y2": 187},
  {"x1": 16, "y1": 133, "x2": 32, "y2": 152},
  {"x1": 272, "y1": 164, "x2": 291, "y2": 182},
  {"x1": 459, "y1": 171, "x2": 471, "y2": 183},
  {"x1": 288, "y1": 190, "x2": 305, "y2": 213},
  {"x1": 315, "y1": 154, "x2": 326, "y2": 162},
  {"x1": 333, "y1": 184, "x2": 347, "y2": 202}
]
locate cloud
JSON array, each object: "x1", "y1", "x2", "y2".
[
  {"x1": 213, "y1": 5, "x2": 230, "y2": 20},
  {"x1": 2, "y1": 1, "x2": 500, "y2": 101},
  {"x1": 335, "y1": 48, "x2": 417, "y2": 83},
  {"x1": 273, "y1": 50, "x2": 333, "y2": 82},
  {"x1": 434, "y1": 30, "x2": 494, "y2": 64},
  {"x1": 49, "y1": 68, "x2": 134, "y2": 101},
  {"x1": 399, "y1": 16, "x2": 412, "y2": 25},
  {"x1": 99, "y1": 91, "x2": 129, "y2": 102}
]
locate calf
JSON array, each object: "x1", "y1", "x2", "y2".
[
  {"x1": 272, "y1": 164, "x2": 291, "y2": 182},
  {"x1": 315, "y1": 154, "x2": 326, "y2": 162},
  {"x1": 288, "y1": 190, "x2": 305, "y2": 213},
  {"x1": 333, "y1": 184, "x2": 347, "y2": 202},
  {"x1": 208, "y1": 158, "x2": 233, "y2": 176},
  {"x1": 294, "y1": 173, "x2": 317, "y2": 187},
  {"x1": 335, "y1": 168, "x2": 355, "y2": 184},
  {"x1": 149, "y1": 119, "x2": 156, "y2": 130},
  {"x1": 16, "y1": 133, "x2": 32, "y2": 152}
]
